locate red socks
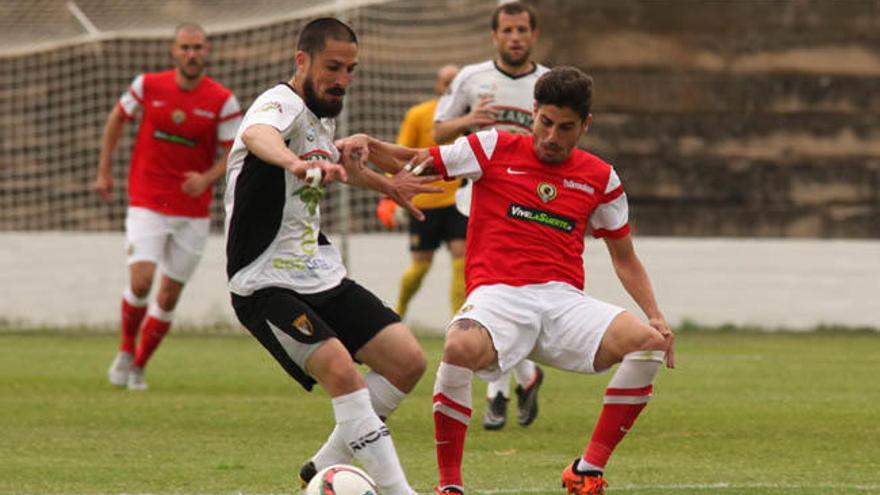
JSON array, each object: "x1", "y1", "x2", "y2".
[
  {"x1": 432, "y1": 362, "x2": 474, "y2": 491},
  {"x1": 120, "y1": 298, "x2": 147, "y2": 354},
  {"x1": 583, "y1": 385, "x2": 653, "y2": 467},
  {"x1": 133, "y1": 315, "x2": 171, "y2": 368}
]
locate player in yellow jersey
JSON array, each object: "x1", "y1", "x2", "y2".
[{"x1": 376, "y1": 64, "x2": 465, "y2": 318}]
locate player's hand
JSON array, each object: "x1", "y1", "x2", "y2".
[
  {"x1": 287, "y1": 159, "x2": 348, "y2": 185},
  {"x1": 93, "y1": 174, "x2": 114, "y2": 203},
  {"x1": 181, "y1": 171, "x2": 211, "y2": 197},
  {"x1": 649, "y1": 316, "x2": 675, "y2": 369},
  {"x1": 376, "y1": 197, "x2": 400, "y2": 229},
  {"x1": 335, "y1": 134, "x2": 370, "y2": 171},
  {"x1": 467, "y1": 96, "x2": 497, "y2": 128},
  {"x1": 387, "y1": 155, "x2": 442, "y2": 221}
]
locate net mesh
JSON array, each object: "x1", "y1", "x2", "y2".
[{"x1": 0, "y1": 0, "x2": 497, "y2": 233}]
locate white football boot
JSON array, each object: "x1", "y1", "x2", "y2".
[
  {"x1": 127, "y1": 367, "x2": 148, "y2": 391},
  {"x1": 108, "y1": 351, "x2": 133, "y2": 387}
]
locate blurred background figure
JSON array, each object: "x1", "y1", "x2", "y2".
[
  {"x1": 377, "y1": 64, "x2": 466, "y2": 320},
  {"x1": 94, "y1": 23, "x2": 241, "y2": 390}
]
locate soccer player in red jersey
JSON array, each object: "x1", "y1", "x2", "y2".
[
  {"x1": 93, "y1": 23, "x2": 242, "y2": 390},
  {"x1": 390, "y1": 66, "x2": 674, "y2": 495}
]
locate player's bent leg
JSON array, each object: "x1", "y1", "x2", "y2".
[
  {"x1": 434, "y1": 319, "x2": 497, "y2": 494},
  {"x1": 129, "y1": 275, "x2": 185, "y2": 389},
  {"x1": 307, "y1": 339, "x2": 417, "y2": 495},
  {"x1": 304, "y1": 323, "x2": 426, "y2": 480},
  {"x1": 356, "y1": 322, "x2": 426, "y2": 394},
  {"x1": 567, "y1": 311, "x2": 667, "y2": 492}
]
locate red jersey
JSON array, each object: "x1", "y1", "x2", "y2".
[
  {"x1": 117, "y1": 70, "x2": 241, "y2": 217},
  {"x1": 429, "y1": 130, "x2": 631, "y2": 295}
]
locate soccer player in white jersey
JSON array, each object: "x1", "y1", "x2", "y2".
[
  {"x1": 95, "y1": 23, "x2": 241, "y2": 390},
  {"x1": 382, "y1": 66, "x2": 675, "y2": 495},
  {"x1": 224, "y1": 18, "x2": 441, "y2": 495},
  {"x1": 433, "y1": 1, "x2": 550, "y2": 431}
]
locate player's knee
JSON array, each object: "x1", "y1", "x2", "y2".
[
  {"x1": 154, "y1": 291, "x2": 180, "y2": 312},
  {"x1": 638, "y1": 328, "x2": 667, "y2": 352},
  {"x1": 130, "y1": 279, "x2": 152, "y2": 298},
  {"x1": 317, "y1": 354, "x2": 364, "y2": 393},
  {"x1": 443, "y1": 323, "x2": 491, "y2": 370}
]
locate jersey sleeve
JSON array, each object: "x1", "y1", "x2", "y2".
[
  {"x1": 428, "y1": 129, "x2": 498, "y2": 181},
  {"x1": 433, "y1": 71, "x2": 470, "y2": 122},
  {"x1": 217, "y1": 94, "x2": 243, "y2": 146},
  {"x1": 590, "y1": 167, "x2": 631, "y2": 239},
  {"x1": 239, "y1": 88, "x2": 304, "y2": 136},
  {"x1": 117, "y1": 74, "x2": 144, "y2": 120}
]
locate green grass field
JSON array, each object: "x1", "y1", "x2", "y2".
[{"x1": 1, "y1": 330, "x2": 878, "y2": 495}]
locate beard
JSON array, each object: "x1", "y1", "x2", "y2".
[
  {"x1": 178, "y1": 60, "x2": 204, "y2": 80},
  {"x1": 303, "y1": 77, "x2": 345, "y2": 118},
  {"x1": 499, "y1": 47, "x2": 530, "y2": 68}
]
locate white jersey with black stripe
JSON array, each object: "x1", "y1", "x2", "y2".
[{"x1": 224, "y1": 83, "x2": 346, "y2": 296}]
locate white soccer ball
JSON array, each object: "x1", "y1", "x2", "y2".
[{"x1": 305, "y1": 464, "x2": 378, "y2": 495}]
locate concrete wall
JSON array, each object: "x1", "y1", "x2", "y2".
[
  {"x1": 535, "y1": 0, "x2": 880, "y2": 237},
  {"x1": 2, "y1": 233, "x2": 877, "y2": 331}
]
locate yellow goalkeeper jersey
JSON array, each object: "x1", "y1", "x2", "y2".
[{"x1": 396, "y1": 99, "x2": 461, "y2": 209}]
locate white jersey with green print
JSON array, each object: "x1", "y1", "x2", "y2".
[
  {"x1": 224, "y1": 83, "x2": 346, "y2": 296},
  {"x1": 433, "y1": 60, "x2": 550, "y2": 135}
]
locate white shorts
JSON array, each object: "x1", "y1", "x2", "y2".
[
  {"x1": 450, "y1": 281, "x2": 625, "y2": 381},
  {"x1": 125, "y1": 206, "x2": 210, "y2": 283}
]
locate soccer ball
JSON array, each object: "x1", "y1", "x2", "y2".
[{"x1": 305, "y1": 464, "x2": 378, "y2": 495}]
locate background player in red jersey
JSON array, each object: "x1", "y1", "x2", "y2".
[
  {"x1": 93, "y1": 23, "x2": 241, "y2": 390},
  {"x1": 416, "y1": 66, "x2": 675, "y2": 495}
]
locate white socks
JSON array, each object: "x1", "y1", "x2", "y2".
[
  {"x1": 434, "y1": 362, "x2": 474, "y2": 413},
  {"x1": 486, "y1": 371, "x2": 510, "y2": 399},
  {"x1": 486, "y1": 359, "x2": 536, "y2": 398},
  {"x1": 312, "y1": 373, "x2": 408, "y2": 480},
  {"x1": 513, "y1": 359, "x2": 536, "y2": 387},
  {"x1": 331, "y1": 388, "x2": 414, "y2": 495}
]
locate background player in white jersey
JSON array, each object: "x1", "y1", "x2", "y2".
[
  {"x1": 425, "y1": 66, "x2": 676, "y2": 495},
  {"x1": 433, "y1": 1, "x2": 549, "y2": 431},
  {"x1": 224, "y1": 18, "x2": 439, "y2": 495},
  {"x1": 95, "y1": 23, "x2": 241, "y2": 390}
]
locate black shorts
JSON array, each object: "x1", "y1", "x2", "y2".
[
  {"x1": 231, "y1": 278, "x2": 400, "y2": 391},
  {"x1": 409, "y1": 204, "x2": 468, "y2": 252}
]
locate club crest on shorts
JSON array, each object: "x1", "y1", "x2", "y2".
[
  {"x1": 457, "y1": 304, "x2": 473, "y2": 315},
  {"x1": 292, "y1": 314, "x2": 314, "y2": 336},
  {"x1": 171, "y1": 109, "x2": 186, "y2": 124},
  {"x1": 537, "y1": 182, "x2": 557, "y2": 203}
]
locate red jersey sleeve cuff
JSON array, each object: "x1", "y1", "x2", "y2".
[
  {"x1": 428, "y1": 146, "x2": 451, "y2": 180},
  {"x1": 592, "y1": 224, "x2": 631, "y2": 239}
]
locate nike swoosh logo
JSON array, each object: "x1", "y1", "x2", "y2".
[{"x1": 506, "y1": 167, "x2": 526, "y2": 175}]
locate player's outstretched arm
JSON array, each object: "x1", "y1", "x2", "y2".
[
  {"x1": 336, "y1": 133, "x2": 431, "y2": 174},
  {"x1": 242, "y1": 124, "x2": 346, "y2": 184},
  {"x1": 604, "y1": 235, "x2": 675, "y2": 368},
  {"x1": 93, "y1": 105, "x2": 129, "y2": 203}
]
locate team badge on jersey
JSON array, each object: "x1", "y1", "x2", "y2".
[
  {"x1": 537, "y1": 182, "x2": 557, "y2": 203},
  {"x1": 171, "y1": 109, "x2": 186, "y2": 124},
  {"x1": 293, "y1": 314, "x2": 314, "y2": 336}
]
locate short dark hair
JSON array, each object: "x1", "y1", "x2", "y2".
[
  {"x1": 297, "y1": 17, "x2": 358, "y2": 55},
  {"x1": 534, "y1": 66, "x2": 593, "y2": 120},
  {"x1": 491, "y1": 1, "x2": 537, "y2": 31}
]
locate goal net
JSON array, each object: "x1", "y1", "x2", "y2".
[{"x1": 0, "y1": 0, "x2": 497, "y2": 234}]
